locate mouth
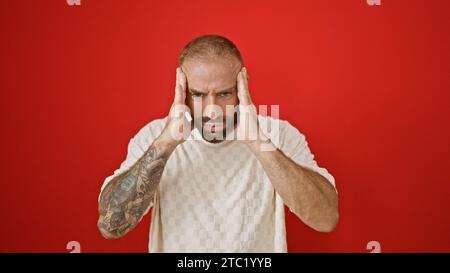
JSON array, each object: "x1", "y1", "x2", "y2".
[{"x1": 203, "y1": 122, "x2": 224, "y2": 133}]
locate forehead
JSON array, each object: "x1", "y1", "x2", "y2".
[{"x1": 181, "y1": 56, "x2": 241, "y2": 92}]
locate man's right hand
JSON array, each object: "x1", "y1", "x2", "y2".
[{"x1": 159, "y1": 67, "x2": 193, "y2": 146}]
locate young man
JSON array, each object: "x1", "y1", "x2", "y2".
[{"x1": 97, "y1": 35, "x2": 338, "y2": 252}]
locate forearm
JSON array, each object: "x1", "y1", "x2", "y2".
[
  {"x1": 247, "y1": 140, "x2": 339, "y2": 232},
  {"x1": 97, "y1": 137, "x2": 177, "y2": 239}
]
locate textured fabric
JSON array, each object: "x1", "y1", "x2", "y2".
[{"x1": 99, "y1": 115, "x2": 336, "y2": 252}]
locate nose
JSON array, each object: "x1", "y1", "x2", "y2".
[{"x1": 202, "y1": 95, "x2": 221, "y2": 120}]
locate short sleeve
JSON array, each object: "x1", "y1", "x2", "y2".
[{"x1": 277, "y1": 119, "x2": 336, "y2": 190}]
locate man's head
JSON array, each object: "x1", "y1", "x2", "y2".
[{"x1": 179, "y1": 35, "x2": 243, "y2": 143}]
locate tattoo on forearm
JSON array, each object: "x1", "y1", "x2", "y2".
[{"x1": 97, "y1": 143, "x2": 169, "y2": 238}]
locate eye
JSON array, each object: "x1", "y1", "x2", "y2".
[
  {"x1": 191, "y1": 92, "x2": 203, "y2": 98},
  {"x1": 218, "y1": 92, "x2": 231, "y2": 97}
]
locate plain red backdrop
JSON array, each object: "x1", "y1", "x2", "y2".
[{"x1": 1, "y1": 0, "x2": 449, "y2": 252}]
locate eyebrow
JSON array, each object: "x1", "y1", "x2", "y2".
[{"x1": 188, "y1": 85, "x2": 237, "y2": 94}]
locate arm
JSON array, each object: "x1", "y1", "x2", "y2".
[
  {"x1": 97, "y1": 138, "x2": 176, "y2": 239},
  {"x1": 236, "y1": 67, "x2": 339, "y2": 233},
  {"x1": 97, "y1": 67, "x2": 191, "y2": 239},
  {"x1": 247, "y1": 140, "x2": 339, "y2": 232}
]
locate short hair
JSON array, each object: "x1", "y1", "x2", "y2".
[{"x1": 178, "y1": 34, "x2": 243, "y2": 65}]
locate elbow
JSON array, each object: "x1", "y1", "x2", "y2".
[
  {"x1": 317, "y1": 210, "x2": 339, "y2": 233},
  {"x1": 301, "y1": 192, "x2": 339, "y2": 233},
  {"x1": 318, "y1": 190, "x2": 339, "y2": 233},
  {"x1": 99, "y1": 230, "x2": 121, "y2": 240},
  {"x1": 293, "y1": 208, "x2": 339, "y2": 233},
  {"x1": 97, "y1": 219, "x2": 123, "y2": 240}
]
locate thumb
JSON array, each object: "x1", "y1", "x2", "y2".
[{"x1": 237, "y1": 67, "x2": 251, "y2": 105}]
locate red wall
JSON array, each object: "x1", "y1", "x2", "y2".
[{"x1": 1, "y1": 0, "x2": 449, "y2": 253}]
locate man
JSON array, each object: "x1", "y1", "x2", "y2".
[{"x1": 97, "y1": 35, "x2": 338, "y2": 252}]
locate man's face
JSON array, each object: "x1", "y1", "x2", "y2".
[{"x1": 182, "y1": 56, "x2": 241, "y2": 143}]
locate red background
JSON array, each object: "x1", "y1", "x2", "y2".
[{"x1": 1, "y1": 0, "x2": 449, "y2": 253}]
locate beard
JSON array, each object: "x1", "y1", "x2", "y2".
[{"x1": 193, "y1": 112, "x2": 238, "y2": 143}]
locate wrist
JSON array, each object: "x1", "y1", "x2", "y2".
[
  {"x1": 246, "y1": 131, "x2": 275, "y2": 152},
  {"x1": 153, "y1": 135, "x2": 180, "y2": 155}
]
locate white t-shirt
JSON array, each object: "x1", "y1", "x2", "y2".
[{"x1": 99, "y1": 115, "x2": 336, "y2": 252}]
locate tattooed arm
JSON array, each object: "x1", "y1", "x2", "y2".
[
  {"x1": 97, "y1": 67, "x2": 192, "y2": 239},
  {"x1": 97, "y1": 138, "x2": 177, "y2": 239}
]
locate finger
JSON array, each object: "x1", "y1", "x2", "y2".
[
  {"x1": 242, "y1": 67, "x2": 249, "y2": 85},
  {"x1": 174, "y1": 67, "x2": 185, "y2": 105},
  {"x1": 179, "y1": 67, "x2": 187, "y2": 100},
  {"x1": 237, "y1": 68, "x2": 251, "y2": 105}
]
